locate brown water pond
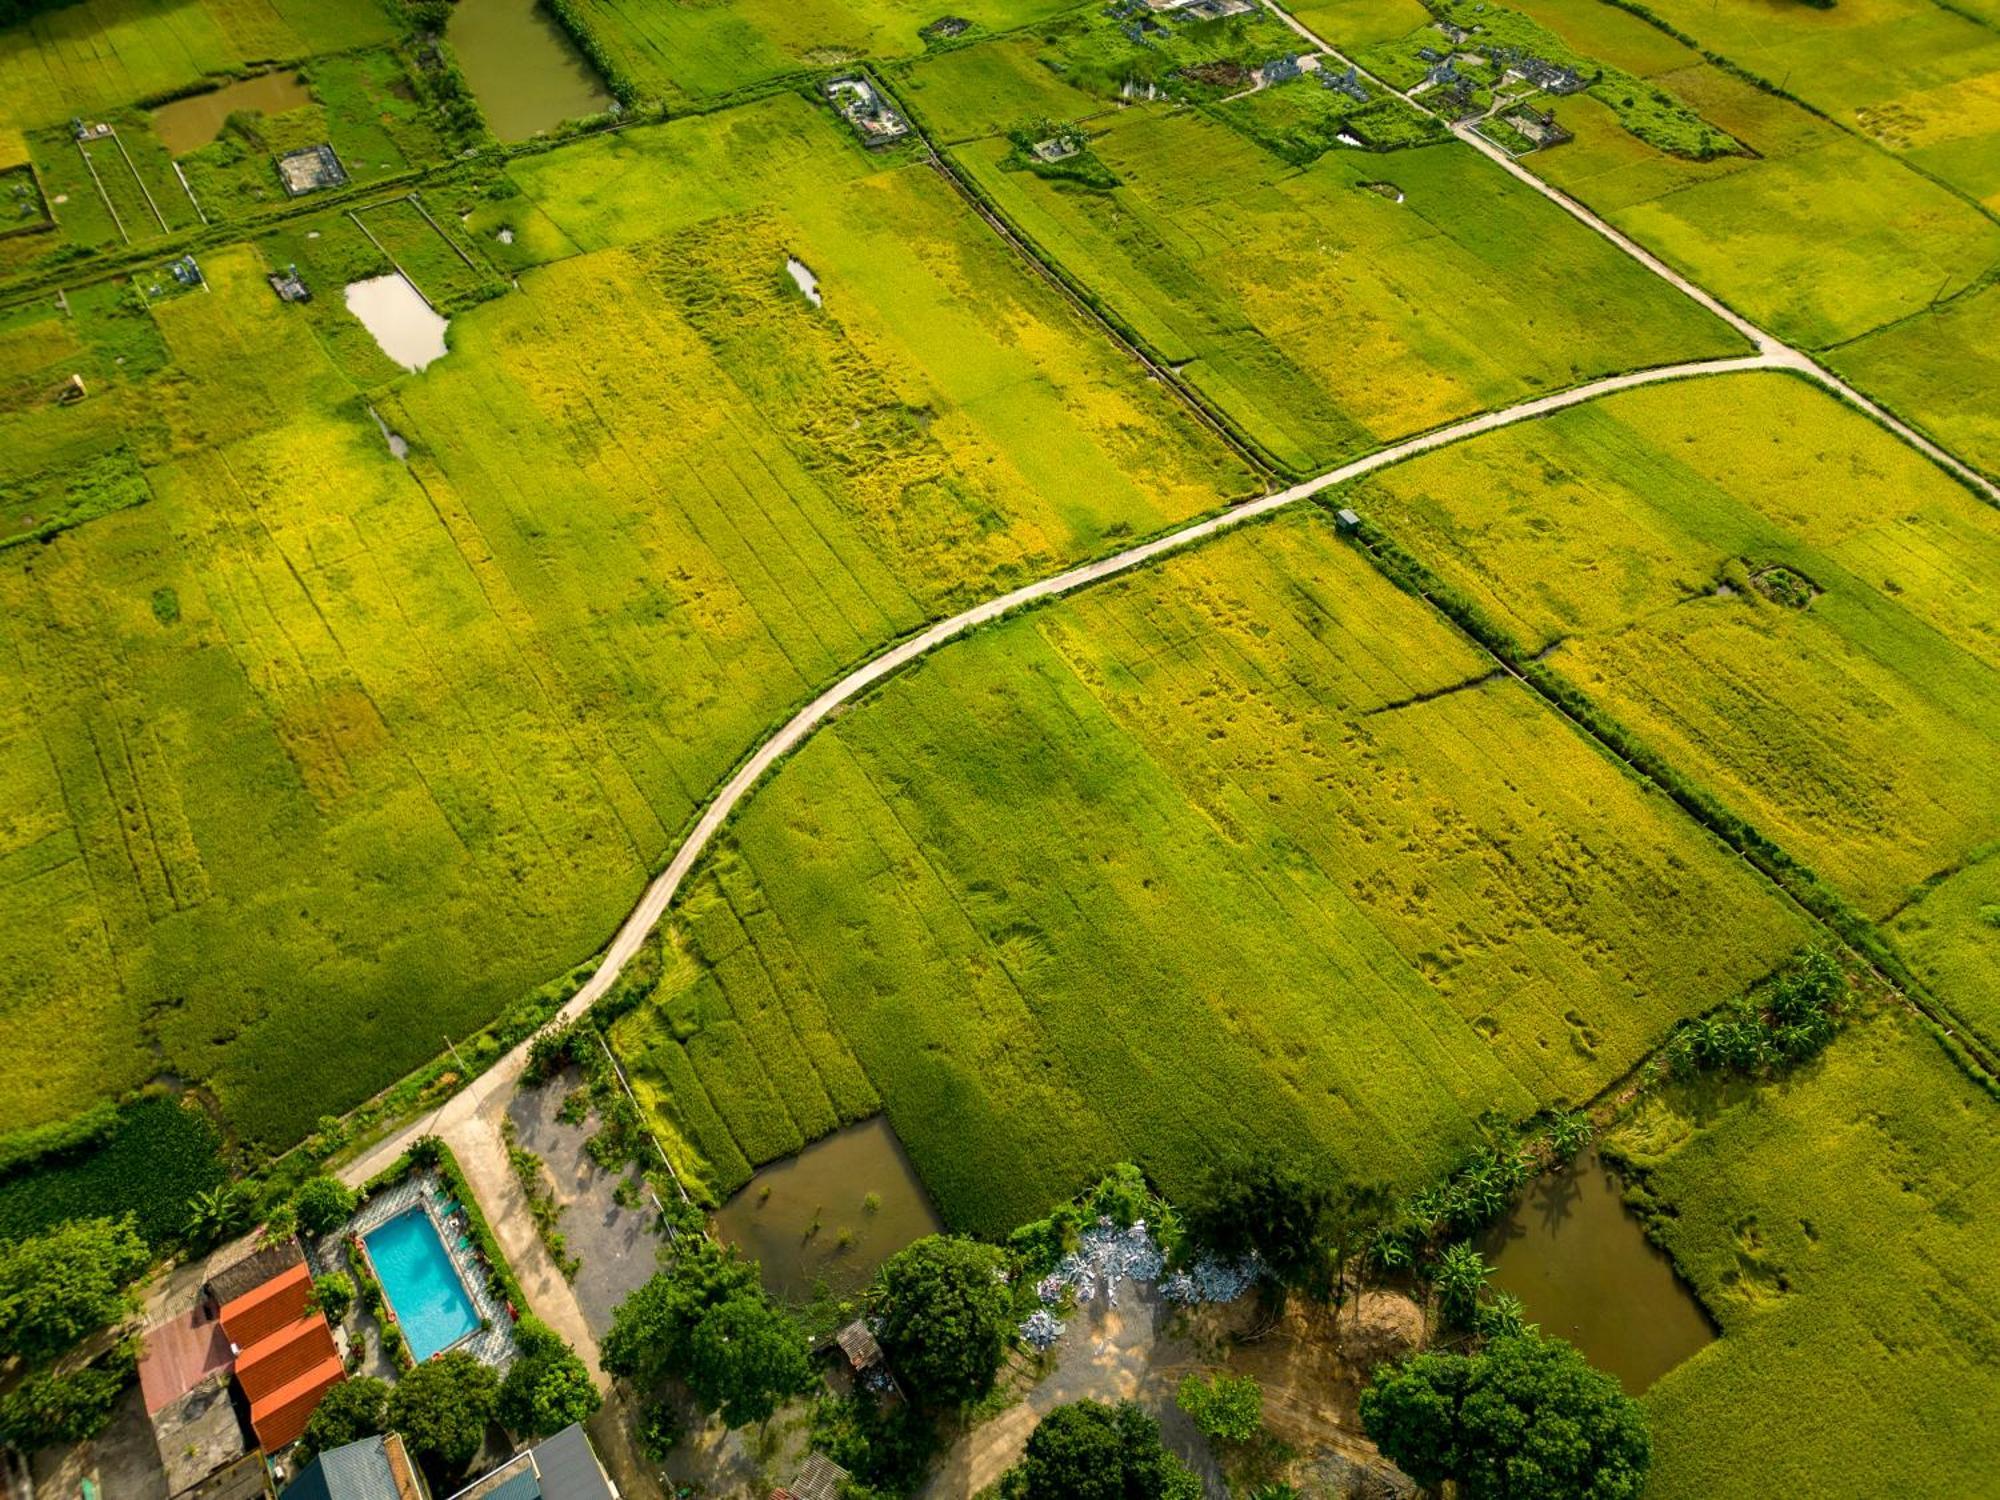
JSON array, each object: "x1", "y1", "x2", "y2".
[
  {"x1": 448, "y1": 0, "x2": 612, "y2": 141},
  {"x1": 1478, "y1": 1150, "x2": 1715, "y2": 1393},
  {"x1": 151, "y1": 72, "x2": 311, "y2": 156},
  {"x1": 714, "y1": 1117, "x2": 943, "y2": 1302}
]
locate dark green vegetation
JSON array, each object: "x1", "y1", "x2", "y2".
[
  {"x1": 1361, "y1": 1332, "x2": 1651, "y2": 1499},
  {"x1": 386, "y1": 1350, "x2": 499, "y2": 1481},
  {"x1": 0, "y1": 1096, "x2": 222, "y2": 1246},
  {"x1": 875, "y1": 1235, "x2": 1015, "y2": 1406},
  {"x1": 1003, "y1": 1399, "x2": 1201, "y2": 1500},
  {"x1": 603, "y1": 1240, "x2": 813, "y2": 1428}
]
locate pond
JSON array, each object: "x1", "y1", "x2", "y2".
[
  {"x1": 151, "y1": 72, "x2": 311, "y2": 156},
  {"x1": 1479, "y1": 1150, "x2": 1715, "y2": 1393},
  {"x1": 448, "y1": 0, "x2": 612, "y2": 141},
  {"x1": 786, "y1": 257, "x2": 822, "y2": 308},
  {"x1": 344, "y1": 274, "x2": 449, "y2": 372},
  {"x1": 714, "y1": 1116, "x2": 943, "y2": 1301}
]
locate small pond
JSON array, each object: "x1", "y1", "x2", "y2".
[
  {"x1": 364, "y1": 1207, "x2": 479, "y2": 1362},
  {"x1": 449, "y1": 0, "x2": 613, "y2": 141},
  {"x1": 1479, "y1": 1150, "x2": 1714, "y2": 1393},
  {"x1": 714, "y1": 1116, "x2": 943, "y2": 1301},
  {"x1": 786, "y1": 256, "x2": 822, "y2": 308},
  {"x1": 152, "y1": 72, "x2": 311, "y2": 156},
  {"x1": 344, "y1": 274, "x2": 449, "y2": 372}
]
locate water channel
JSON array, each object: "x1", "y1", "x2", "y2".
[
  {"x1": 151, "y1": 72, "x2": 312, "y2": 156},
  {"x1": 448, "y1": 0, "x2": 612, "y2": 141},
  {"x1": 1479, "y1": 1150, "x2": 1715, "y2": 1393},
  {"x1": 713, "y1": 1116, "x2": 942, "y2": 1301}
]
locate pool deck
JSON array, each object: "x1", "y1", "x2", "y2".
[{"x1": 311, "y1": 1170, "x2": 518, "y2": 1371}]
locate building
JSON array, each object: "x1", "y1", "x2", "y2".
[
  {"x1": 276, "y1": 144, "x2": 348, "y2": 197},
  {"x1": 284, "y1": 1434, "x2": 427, "y2": 1500},
  {"x1": 823, "y1": 76, "x2": 911, "y2": 147},
  {"x1": 920, "y1": 15, "x2": 970, "y2": 38},
  {"x1": 220, "y1": 1256, "x2": 345, "y2": 1453},
  {"x1": 268, "y1": 265, "x2": 311, "y2": 303},
  {"x1": 442, "y1": 1425, "x2": 614, "y2": 1500}
]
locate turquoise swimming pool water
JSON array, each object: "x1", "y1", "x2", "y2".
[{"x1": 365, "y1": 1208, "x2": 479, "y2": 1361}]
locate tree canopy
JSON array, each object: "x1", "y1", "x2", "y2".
[
  {"x1": 499, "y1": 1318, "x2": 603, "y2": 1436},
  {"x1": 1002, "y1": 1399, "x2": 1200, "y2": 1500},
  {"x1": 300, "y1": 1376, "x2": 390, "y2": 1463},
  {"x1": 875, "y1": 1235, "x2": 1014, "y2": 1407},
  {"x1": 0, "y1": 1216, "x2": 150, "y2": 1364},
  {"x1": 1176, "y1": 1372, "x2": 1264, "y2": 1445},
  {"x1": 386, "y1": 1351, "x2": 499, "y2": 1475},
  {"x1": 602, "y1": 1242, "x2": 810, "y2": 1427},
  {"x1": 1189, "y1": 1151, "x2": 1381, "y2": 1294},
  {"x1": 1360, "y1": 1332, "x2": 1651, "y2": 1500},
  {"x1": 293, "y1": 1176, "x2": 358, "y2": 1237}
]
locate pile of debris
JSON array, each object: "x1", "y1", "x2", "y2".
[
  {"x1": 1160, "y1": 1251, "x2": 1261, "y2": 1305},
  {"x1": 1019, "y1": 1309, "x2": 1066, "y2": 1350},
  {"x1": 1037, "y1": 1219, "x2": 1164, "y2": 1307}
]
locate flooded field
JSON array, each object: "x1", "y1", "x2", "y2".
[
  {"x1": 714, "y1": 1117, "x2": 942, "y2": 1301},
  {"x1": 344, "y1": 275, "x2": 448, "y2": 371},
  {"x1": 1480, "y1": 1151, "x2": 1715, "y2": 1393},
  {"x1": 449, "y1": 0, "x2": 612, "y2": 140},
  {"x1": 151, "y1": 72, "x2": 310, "y2": 155}
]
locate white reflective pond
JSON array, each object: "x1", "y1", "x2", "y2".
[{"x1": 344, "y1": 274, "x2": 449, "y2": 372}]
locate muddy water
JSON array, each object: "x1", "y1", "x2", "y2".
[
  {"x1": 449, "y1": 0, "x2": 612, "y2": 140},
  {"x1": 1479, "y1": 1151, "x2": 1714, "y2": 1393},
  {"x1": 714, "y1": 1117, "x2": 943, "y2": 1301},
  {"x1": 151, "y1": 72, "x2": 311, "y2": 155},
  {"x1": 344, "y1": 275, "x2": 449, "y2": 372}
]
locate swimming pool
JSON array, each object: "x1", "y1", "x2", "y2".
[{"x1": 364, "y1": 1208, "x2": 479, "y2": 1362}]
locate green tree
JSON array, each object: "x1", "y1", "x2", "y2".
[
  {"x1": 1360, "y1": 1333, "x2": 1650, "y2": 1500},
  {"x1": 185, "y1": 1184, "x2": 251, "y2": 1246},
  {"x1": 1002, "y1": 1399, "x2": 1197, "y2": 1500},
  {"x1": 602, "y1": 1243, "x2": 809, "y2": 1427},
  {"x1": 299, "y1": 1376, "x2": 390, "y2": 1463},
  {"x1": 386, "y1": 1350, "x2": 499, "y2": 1476},
  {"x1": 309, "y1": 1271, "x2": 355, "y2": 1323},
  {"x1": 0, "y1": 1358, "x2": 131, "y2": 1451},
  {"x1": 875, "y1": 1235, "x2": 1013, "y2": 1407},
  {"x1": 1176, "y1": 1372, "x2": 1263, "y2": 1444},
  {"x1": 1433, "y1": 1241, "x2": 1491, "y2": 1329},
  {"x1": 0, "y1": 1217, "x2": 150, "y2": 1364},
  {"x1": 499, "y1": 1318, "x2": 603, "y2": 1436},
  {"x1": 1190, "y1": 1152, "x2": 1382, "y2": 1297},
  {"x1": 293, "y1": 1176, "x2": 358, "y2": 1237}
]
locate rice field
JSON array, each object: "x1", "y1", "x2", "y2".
[
  {"x1": 939, "y1": 103, "x2": 1744, "y2": 474},
  {"x1": 1347, "y1": 371, "x2": 2000, "y2": 924},
  {"x1": 0, "y1": 100, "x2": 1249, "y2": 1146},
  {"x1": 1610, "y1": 1010, "x2": 2000, "y2": 1498},
  {"x1": 0, "y1": 0, "x2": 394, "y2": 133},
  {"x1": 1827, "y1": 278, "x2": 2000, "y2": 483},
  {"x1": 614, "y1": 504, "x2": 1807, "y2": 1228},
  {"x1": 561, "y1": 0, "x2": 1079, "y2": 105},
  {"x1": 1500, "y1": 18, "x2": 2000, "y2": 348}
]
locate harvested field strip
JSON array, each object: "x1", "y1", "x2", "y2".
[{"x1": 618, "y1": 505, "x2": 1806, "y2": 1228}]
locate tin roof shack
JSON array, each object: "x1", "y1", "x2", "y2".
[
  {"x1": 276, "y1": 144, "x2": 347, "y2": 197},
  {"x1": 1503, "y1": 105, "x2": 1572, "y2": 150},
  {"x1": 824, "y1": 77, "x2": 909, "y2": 148},
  {"x1": 268, "y1": 264, "x2": 311, "y2": 303},
  {"x1": 921, "y1": 15, "x2": 970, "y2": 38},
  {"x1": 442, "y1": 1425, "x2": 614, "y2": 1500},
  {"x1": 1030, "y1": 133, "x2": 1082, "y2": 163}
]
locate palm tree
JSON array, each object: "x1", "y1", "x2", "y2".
[
  {"x1": 186, "y1": 1184, "x2": 250, "y2": 1245},
  {"x1": 1433, "y1": 1241, "x2": 1490, "y2": 1329}
]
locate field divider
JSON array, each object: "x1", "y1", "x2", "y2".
[
  {"x1": 110, "y1": 129, "x2": 170, "y2": 234},
  {"x1": 75, "y1": 142, "x2": 128, "y2": 246}
]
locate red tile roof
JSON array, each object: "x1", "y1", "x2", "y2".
[
  {"x1": 235, "y1": 1315, "x2": 338, "y2": 1404},
  {"x1": 247, "y1": 1353, "x2": 344, "y2": 1451},
  {"x1": 219, "y1": 1262, "x2": 313, "y2": 1350}
]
